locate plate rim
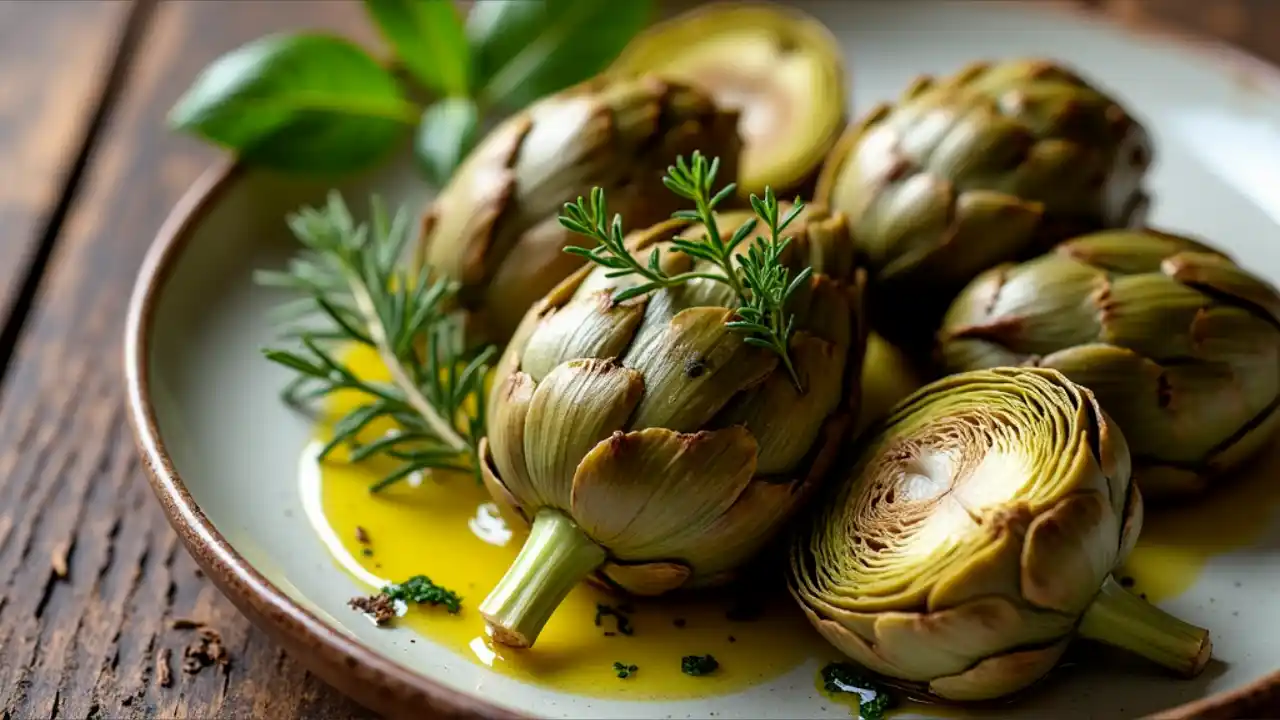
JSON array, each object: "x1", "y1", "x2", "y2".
[{"x1": 122, "y1": 3, "x2": 1280, "y2": 718}]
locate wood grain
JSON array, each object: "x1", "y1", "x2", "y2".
[
  {"x1": 0, "y1": 1, "x2": 132, "y2": 360},
  {"x1": 0, "y1": 1, "x2": 379, "y2": 717}
]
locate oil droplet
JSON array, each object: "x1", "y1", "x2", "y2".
[{"x1": 304, "y1": 344, "x2": 835, "y2": 700}]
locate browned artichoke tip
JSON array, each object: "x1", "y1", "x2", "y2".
[
  {"x1": 609, "y1": 1, "x2": 847, "y2": 198},
  {"x1": 477, "y1": 212, "x2": 867, "y2": 648},
  {"x1": 938, "y1": 227, "x2": 1280, "y2": 501},
  {"x1": 415, "y1": 74, "x2": 743, "y2": 346},
  {"x1": 815, "y1": 58, "x2": 1153, "y2": 347},
  {"x1": 789, "y1": 368, "x2": 1211, "y2": 702}
]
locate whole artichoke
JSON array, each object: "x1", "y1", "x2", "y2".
[
  {"x1": 789, "y1": 367, "x2": 1211, "y2": 702},
  {"x1": 416, "y1": 75, "x2": 742, "y2": 344},
  {"x1": 477, "y1": 209, "x2": 866, "y2": 648},
  {"x1": 815, "y1": 58, "x2": 1152, "y2": 346},
  {"x1": 938, "y1": 228, "x2": 1280, "y2": 500},
  {"x1": 608, "y1": 1, "x2": 846, "y2": 197}
]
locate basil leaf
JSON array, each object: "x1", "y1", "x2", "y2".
[
  {"x1": 169, "y1": 33, "x2": 417, "y2": 174},
  {"x1": 416, "y1": 97, "x2": 480, "y2": 186},
  {"x1": 364, "y1": 0, "x2": 470, "y2": 96},
  {"x1": 468, "y1": 0, "x2": 652, "y2": 109}
]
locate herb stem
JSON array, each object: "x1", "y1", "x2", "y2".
[{"x1": 344, "y1": 268, "x2": 470, "y2": 456}]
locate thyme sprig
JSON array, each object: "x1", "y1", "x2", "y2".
[
  {"x1": 256, "y1": 191, "x2": 494, "y2": 492},
  {"x1": 558, "y1": 151, "x2": 811, "y2": 391}
]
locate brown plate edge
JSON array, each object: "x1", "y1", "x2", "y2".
[
  {"x1": 122, "y1": 160, "x2": 530, "y2": 720},
  {"x1": 121, "y1": 4, "x2": 1280, "y2": 720}
]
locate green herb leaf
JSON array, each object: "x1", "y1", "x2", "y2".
[
  {"x1": 169, "y1": 34, "x2": 417, "y2": 174},
  {"x1": 612, "y1": 661, "x2": 638, "y2": 679},
  {"x1": 681, "y1": 654, "x2": 719, "y2": 676},
  {"x1": 364, "y1": 0, "x2": 470, "y2": 96},
  {"x1": 821, "y1": 663, "x2": 894, "y2": 720},
  {"x1": 383, "y1": 574, "x2": 462, "y2": 614},
  {"x1": 467, "y1": 0, "x2": 652, "y2": 109},
  {"x1": 415, "y1": 97, "x2": 480, "y2": 186}
]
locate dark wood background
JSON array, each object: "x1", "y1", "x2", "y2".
[{"x1": 0, "y1": 1, "x2": 1274, "y2": 718}]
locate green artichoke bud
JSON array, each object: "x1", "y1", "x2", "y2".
[
  {"x1": 938, "y1": 228, "x2": 1280, "y2": 500},
  {"x1": 609, "y1": 2, "x2": 846, "y2": 198},
  {"x1": 854, "y1": 331, "x2": 925, "y2": 436},
  {"x1": 477, "y1": 208, "x2": 866, "y2": 648},
  {"x1": 417, "y1": 75, "x2": 742, "y2": 344},
  {"x1": 789, "y1": 367, "x2": 1211, "y2": 702},
  {"x1": 816, "y1": 58, "x2": 1152, "y2": 346}
]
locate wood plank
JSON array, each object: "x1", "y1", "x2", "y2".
[
  {"x1": 0, "y1": 1, "x2": 132, "y2": 356},
  {"x1": 0, "y1": 2, "x2": 380, "y2": 717}
]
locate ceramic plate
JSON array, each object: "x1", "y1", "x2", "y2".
[{"x1": 126, "y1": 1, "x2": 1280, "y2": 717}]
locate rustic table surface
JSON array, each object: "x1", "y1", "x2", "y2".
[{"x1": 0, "y1": 1, "x2": 1277, "y2": 718}]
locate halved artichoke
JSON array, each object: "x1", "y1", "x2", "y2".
[
  {"x1": 816, "y1": 58, "x2": 1152, "y2": 346},
  {"x1": 609, "y1": 2, "x2": 846, "y2": 198},
  {"x1": 417, "y1": 75, "x2": 742, "y2": 344},
  {"x1": 478, "y1": 208, "x2": 866, "y2": 648},
  {"x1": 939, "y1": 228, "x2": 1280, "y2": 500},
  {"x1": 789, "y1": 367, "x2": 1211, "y2": 702}
]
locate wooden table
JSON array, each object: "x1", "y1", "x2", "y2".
[{"x1": 0, "y1": 1, "x2": 1275, "y2": 717}]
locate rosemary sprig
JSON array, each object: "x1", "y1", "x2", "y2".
[
  {"x1": 256, "y1": 191, "x2": 494, "y2": 492},
  {"x1": 558, "y1": 151, "x2": 811, "y2": 391}
]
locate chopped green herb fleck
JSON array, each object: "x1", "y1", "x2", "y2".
[
  {"x1": 681, "y1": 654, "x2": 719, "y2": 676},
  {"x1": 595, "y1": 603, "x2": 634, "y2": 636},
  {"x1": 613, "y1": 661, "x2": 639, "y2": 679},
  {"x1": 382, "y1": 575, "x2": 461, "y2": 614},
  {"x1": 821, "y1": 662, "x2": 894, "y2": 720}
]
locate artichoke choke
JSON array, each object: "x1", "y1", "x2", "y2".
[
  {"x1": 789, "y1": 367, "x2": 1211, "y2": 701},
  {"x1": 478, "y1": 209, "x2": 866, "y2": 648},
  {"x1": 609, "y1": 2, "x2": 846, "y2": 197},
  {"x1": 816, "y1": 58, "x2": 1152, "y2": 345},
  {"x1": 939, "y1": 228, "x2": 1280, "y2": 500},
  {"x1": 417, "y1": 75, "x2": 742, "y2": 344}
]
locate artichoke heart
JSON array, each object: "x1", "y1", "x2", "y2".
[
  {"x1": 478, "y1": 210, "x2": 867, "y2": 648},
  {"x1": 609, "y1": 2, "x2": 846, "y2": 198},
  {"x1": 939, "y1": 228, "x2": 1280, "y2": 500},
  {"x1": 417, "y1": 75, "x2": 742, "y2": 345},
  {"x1": 789, "y1": 367, "x2": 1211, "y2": 702},
  {"x1": 817, "y1": 58, "x2": 1152, "y2": 346}
]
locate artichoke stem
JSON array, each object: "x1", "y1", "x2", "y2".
[
  {"x1": 1078, "y1": 575, "x2": 1212, "y2": 678},
  {"x1": 479, "y1": 508, "x2": 607, "y2": 649}
]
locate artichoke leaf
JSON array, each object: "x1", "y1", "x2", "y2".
[
  {"x1": 678, "y1": 478, "x2": 801, "y2": 583},
  {"x1": 1020, "y1": 491, "x2": 1120, "y2": 614},
  {"x1": 623, "y1": 306, "x2": 778, "y2": 432},
  {"x1": 928, "y1": 638, "x2": 1071, "y2": 701},
  {"x1": 488, "y1": 371, "x2": 538, "y2": 509},
  {"x1": 926, "y1": 513, "x2": 1028, "y2": 611},
  {"x1": 523, "y1": 359, "x2": 645, "y2": 510},
  {"x1": 480, "y1": 438, "x2": 529, "y2": 527},
  {"x1": 871, "y1": 596, "x2": 1075, "y2": 681},
  {"x1": 1165, "y1": 250, "x2": 1280, "y2": 325},
  {"x1": 712, "y1": 332, "x2": 845, "y2": 474},
  {"x1": 601, "y1": 560, "x2": 692, "y2": 596},
  {"x1": 570, "y1": 426, "x2": 757, "y2": 559},
  {"x1": 520, "y1": 289, "x2": 649, "y2": 382}
]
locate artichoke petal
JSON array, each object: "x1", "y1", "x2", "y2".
[
  {"x1": 1020, "y1": 491, "x2": 1119, "y2": 614},
  {"x1": 523, "y1": 359, "x2": 645, "y2": 511},
  {"x1": 712, "y1": 331, "x2": 845, "y2": 474},
  {"x1": 480, "y1": 438, "x2": 528, "y2": 526},
  {"x1": 1117, "y1": 482, "x2": 1144, "y2": 565},
  {"x1": 928, "y1": 638, "x2": 1071, "y2": 702},
  {"x1": 488, "y1": 371, "x2": 538, "y2": 510},
  {"x1": 601, "y1": 560, "x2": 692, "y2": 596},
  {"x1": 1164, "y1": 250, "x2": 1280, "y2": 324},
  {"x1": 678, "y1": 478, "x2": 803, "y2": 583},
  {"x1": 623, "y1": 307, "x2": 778, "y2": 431},
  {"x1": 871, "y1": 597, "x2": 1075, "y2": 681},
  {"x1": 570, "y1": 426, "x2": 757, "y2": 558},
  {"x1": 926, "y1": 513, "x2": 1027, "y2": 610},
  {"x1": 520, "y1": 290, "x2": 649, "y2": 382}
]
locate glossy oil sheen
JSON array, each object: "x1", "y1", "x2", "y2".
[{"x1": 308, "y1": 345, "x2": 836, "y2": 700}]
